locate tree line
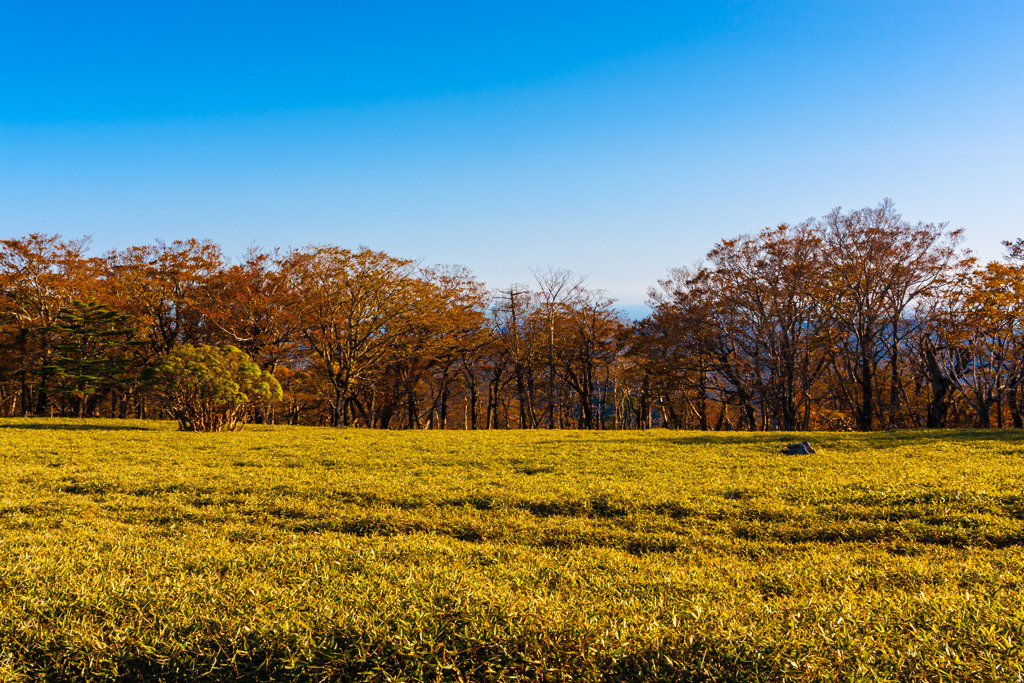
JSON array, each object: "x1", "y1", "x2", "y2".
[{"x1": 2, "y1": 199, "x2": 1021, "y2": 431}]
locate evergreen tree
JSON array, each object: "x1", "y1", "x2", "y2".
[{"x1": 50, "y1": 300, "x2": 140, "y2": 417}]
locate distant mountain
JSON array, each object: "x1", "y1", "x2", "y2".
[{"x1": 615, "y1": 304, "x2": 651, "y2": 321}]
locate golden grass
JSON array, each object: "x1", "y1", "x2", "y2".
[{"x1": 0, "y1": 419, "x2": 1021, "y2": 681}]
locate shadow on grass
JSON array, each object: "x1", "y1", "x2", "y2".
[
  {"x1": 0, "y1": 422, "x2": 151, "y2": 431},
  {"x1": 666, "y1": 429, "x2": 1024, "y2": 449},
  {"x1": 666, "y1": 434, "x2": 782, "y2": 447}
]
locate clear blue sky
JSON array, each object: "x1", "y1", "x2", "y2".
[{"x1": 2, "y1": 1, "x2": 1022, "y2": 310}]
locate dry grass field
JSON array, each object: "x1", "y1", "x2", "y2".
[{"x1": 0, "y1": 419, "x2": 1021, "y2": 681}]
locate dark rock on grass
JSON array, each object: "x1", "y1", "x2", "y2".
[{"x1": 782, "y1": 441, "x2": 816, "y2": 455}]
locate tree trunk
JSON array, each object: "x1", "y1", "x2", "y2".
[
  {"x1": 857, "y1": 353, "x2": 874, "y2": 431},
  {"x1": 888, "y1": 324, "x2": 901, "y2": 427},
  {"x1": 466, "y1": 368, "x2": 478, "y2": 430},
  {"x1": 439, "y1": 385, "x2": 449, "y2": 429},
  {"x1": 333, "y1": 382, "x2": 345, "y2": 427},
  {"x1": 407, "y1": 385, "x2": 420, "y2": 429},
  {"x1": 1010, "y1": 387, "x2": 1023, "y2": 429},
  {"x1": 976, "y1": 398, "x2": 993, "y2": 429},
  {"x1": 924, "y1": 346, "x2": 953, "y2": 428}
]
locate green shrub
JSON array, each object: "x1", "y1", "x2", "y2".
[{"x1": 146, "y1": 344, "x2": 282, "y2": 431}]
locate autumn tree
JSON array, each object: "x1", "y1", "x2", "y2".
[
  {"x1": 701, "y1": 223, "x2": 828, "y2": 430},
  {"x1": 906, "y1": 299, "x2": 961, "y2": 428},
  {"x1": 203, "y1": 248, "x2": 296, "y2": 423},
  {"x1": 633, "y1": 266, "x2": 719, "y2": 430},
  {"x1": 818, "y1": 199, "x2": 964, "y2": 430},
  {"x1": 104, "y1": 239, "x2": 223, "y2": 355},
  {"x1": 554, "y1": 289, "x2": 622, "y2": 428},
  {"x1": 0, "y1": 200, "x2": 991, "y2": 430},
  {"x1": 491, "y1": 285, "x2": 542, "y2": 428},
  {"x1": 283, "y1": 246, "x2": 426, "y2": 427},
  {"x1": 533, "y1": 268, "x2": 585, "y2": 428},
  {"x1": 417, "y1": 265, "x2": 491, "y2": 429},
  {"x1": 936, "y1": 262, "x2": 1024, "y2": 427},
  {"x1": 0, "y1": 233, "x2": 95, "y2": 416},
  {"x1": 204, "y1": 248, "x2": 295, "y2": 370}
]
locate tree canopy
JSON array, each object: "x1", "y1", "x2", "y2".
[{"x1": 2, "y1": 200, "x2": 1018, "y2": 431}]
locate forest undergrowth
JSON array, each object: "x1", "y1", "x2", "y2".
[{"x1": 0, "y1": 419, "x2": 1021, "y2": 681}]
